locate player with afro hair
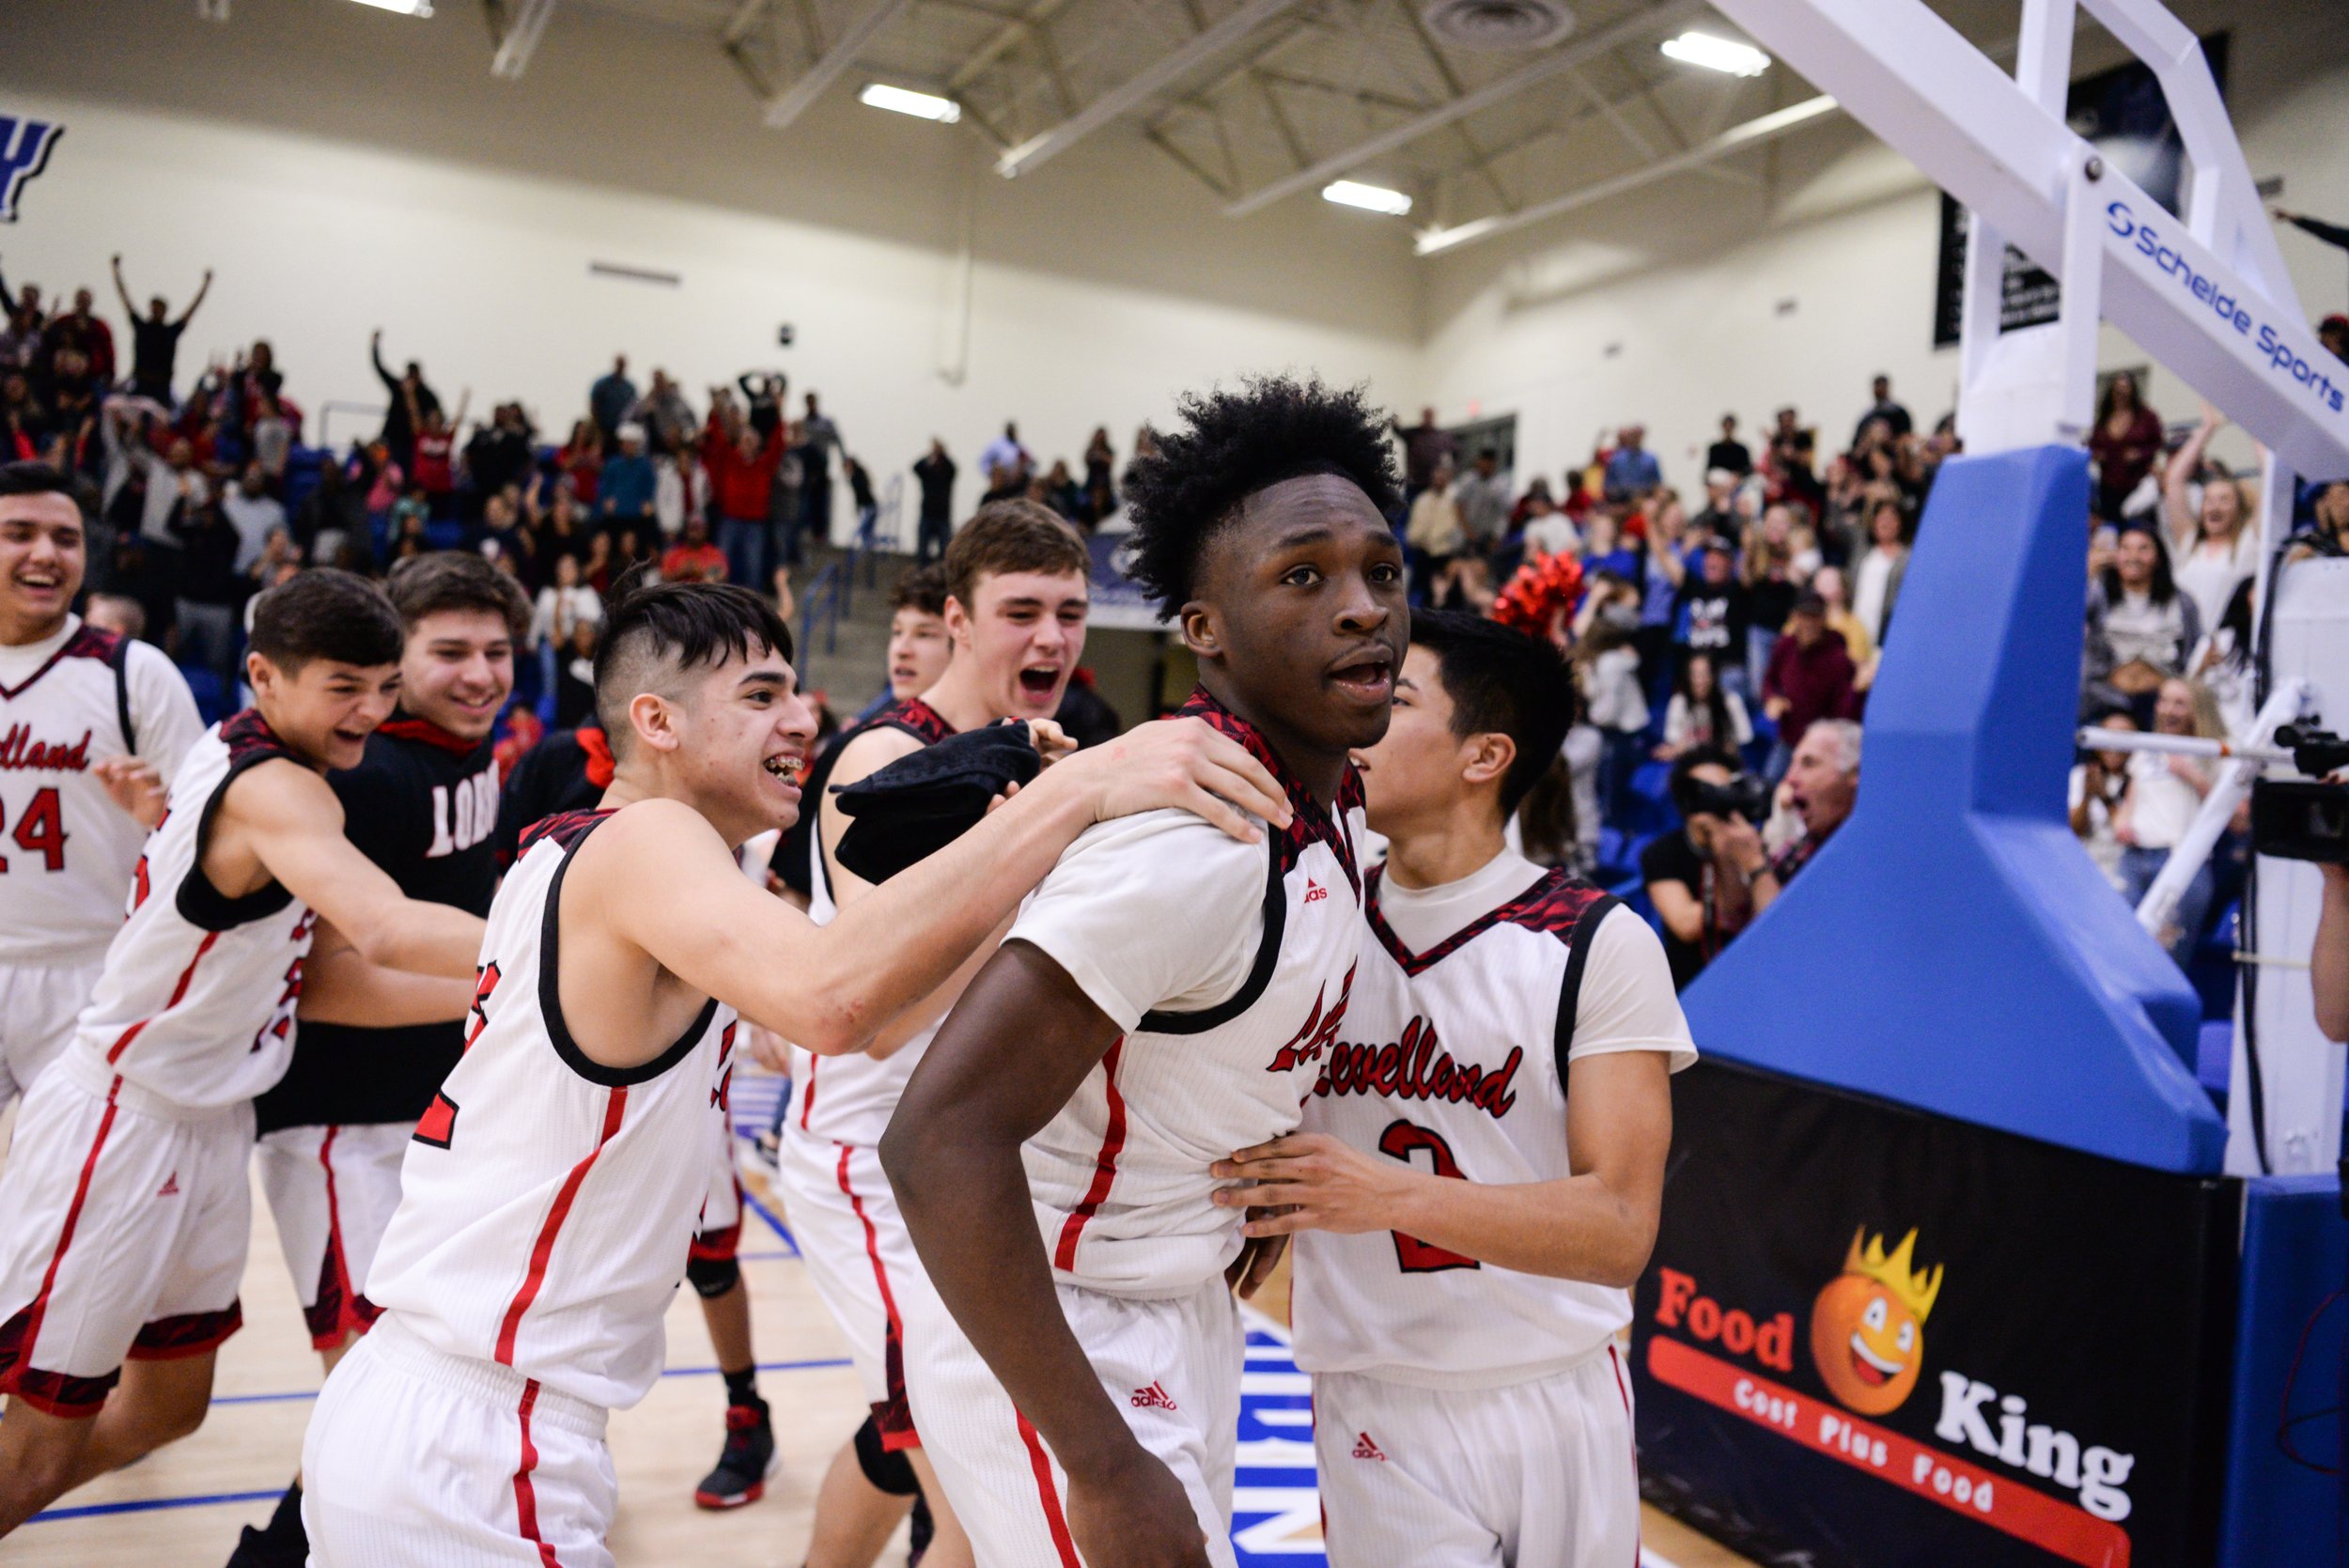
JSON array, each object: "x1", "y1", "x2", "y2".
[
  {"x1": 1122, "y1": 374, "x2": 1403, "y2": 617},
  {"x1": 884, "y1": 372, "x2": 1408, "y2": 1565}
]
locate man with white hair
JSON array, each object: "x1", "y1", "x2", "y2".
[{"x1": 1762, "y1": 717, "x2": 1861, "y2": 902}]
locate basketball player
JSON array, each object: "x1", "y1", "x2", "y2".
[
  {"x1": 882, "y1": 375, "x2": 1408, "y2": 1568},
  {"x1": 1214, "y1": 611, "x2": 1693, "y2": 1568},
  {"x1": 493, "y1": 661, "x2": 791, "y2": 1514},
  {"x1": 787, "y1": 501, "x2": 1090, "y2": 1568},
  {"x1": 226, "y1": 554, "x2": 531, "y2": 1568},
  {"x1": 0, "y1": 461, "x2": 203, "y2": 1114},
  {"x1": 0, "y1": 570, "x2": 487, "y2": 1536},
  {"x1": 770, "y1": 563, "x2": 955, "y2": 908},
  {"x1": 299, "y1": 577, "x2": 1288, "y2": 1568}
]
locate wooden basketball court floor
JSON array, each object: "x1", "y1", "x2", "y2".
[{"x1": 1, "y1": 1069, "x2": 1751, "y2": 1568}]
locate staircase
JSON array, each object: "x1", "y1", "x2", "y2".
[{"x1": 789, "y1": 542, "x2": 914, "y2": 722}]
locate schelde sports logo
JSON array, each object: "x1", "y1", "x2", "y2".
[
  {"x1": 1646, "y1": 1225, "x2": 2139, "y2": 1567},
  {"x1": 1810, "y1": 1227, "x2": 1942, "y2": 1416},
  {"x1": 0, "y1": 116, "x2": 64, "y2": 224}
]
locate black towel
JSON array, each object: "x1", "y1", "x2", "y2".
[{"x1": 831, "y1": 722, "x2": 1043, "y2": 883}]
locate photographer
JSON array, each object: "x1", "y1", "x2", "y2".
[
  {"x1": 1644, "y1": 747, "x2": 1774, "y2": 989},
  {"x1": 2318, "y1": 862, "x2": 2348, "y2": 1044}
]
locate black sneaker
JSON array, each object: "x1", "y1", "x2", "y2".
[
  {"x1": 908, "y1": 1491, "x2": 934, "y2": 1565},
  {"x1": 692, "y1": 1397, "x2": 778, "y2": 1510}
]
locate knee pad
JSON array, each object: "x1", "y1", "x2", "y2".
[
  {"x1": 685, "y1": 1250, "x2": 739, "y2": 1300},
  {"x1": 853, "y1": 1414, "x2": 919, "y2": 1497}
]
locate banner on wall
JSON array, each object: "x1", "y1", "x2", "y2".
[
  {"x1": 1633, "y1": 1062, "x2": 2239, "y2": 1568},
  {"x1": 1931, "y1": 34, "x2": 2230, "y2": 348},
  {"x1": 0, "y1": 115, "x2": 64, "y2": 224}
]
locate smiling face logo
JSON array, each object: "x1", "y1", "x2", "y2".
[{"x1": 1808, "y1": 1227, "x2": 1944, "y2": 1416}]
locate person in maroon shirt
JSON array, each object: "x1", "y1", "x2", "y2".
[
  {"x1": 2086, "y1": 370, "x2": 2164, "y2": 523},
  {"x1": 1761, "y1": 591, "x2": 1857, "y2": 780},
  {"x1": 410, "y1": 393, "x2": 465, "y2": 515}
]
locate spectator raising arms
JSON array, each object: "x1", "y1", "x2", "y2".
[
  {"x1": 369, "y1": 329, "x2": 441, "y2": 472},
  {"x1": 113, "y1": 254, "x2": 211, "y2": 407},
  {"x1": 2160, "y1": 404, "x2": 2258, "y2": 634}
]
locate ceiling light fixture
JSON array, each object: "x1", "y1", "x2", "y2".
[
  {"x1": 1323, "y1": 179, "x2": 1413, "y2": 216},
  {"x1": 861, "y1": 84, "x2": 962, "y2": 123},
  {"x1": 347, "y1": 0, "x2": 434, "y2": 15},
  {"x1": 1659, "y1": 32, "x2": 1769, "y2": 77}
]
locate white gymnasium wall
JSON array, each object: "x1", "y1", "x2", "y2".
[
  {"x1": 0, "y1": 0, "x2": 1422, "y2": 535},
  {"x1": 1416, "y1": 0, "x2": 2349, "y2": 492},
  {"x1": 5, "y1": 0, "x2": 2345, "y2": 514}
]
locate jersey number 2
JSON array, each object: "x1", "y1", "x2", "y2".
[
  {"x1": 0, "y1": 788, "x2": 68, "y2": 874},
  {"x1": 1377, "y1": 1120, "x2": 1481, "y2": 1274}
]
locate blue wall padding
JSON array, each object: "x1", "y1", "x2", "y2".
[
  {"x1": 2218, "y1": 1174, "x2": 2344, "y2": 1567},
  {"x1": 1681, "y1": 445, "x2": 2225, "y2": 1172}
]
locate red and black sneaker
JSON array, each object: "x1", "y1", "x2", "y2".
[{"x1": 692, "y1": 1397, "x2": 778, "y2": 1510}]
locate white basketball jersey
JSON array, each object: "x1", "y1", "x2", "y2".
[
  {"x1": 365, "y1": 809, "x2": 739, "y2": 1411},
  {"x1": 1293, "y1": 862, "x2": 1688, "y2": 1387},
  {"x1": 1014, "y1": 693, "x2": 1369, "y2": 1298},
  {"x1": 786, "y1": 696, "x2": 957, "y2": 1149},
  {"x1": 0, "y1": 617, "x2": 200, "y2": 967},
  {"x1": 59, "y1": 710, "x2": 318, "y2": 1110}
]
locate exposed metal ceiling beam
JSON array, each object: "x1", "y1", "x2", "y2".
[
  {"x1": 763, "y1": 0, "x2": 914, "y2": 129},
  {"x1": 1223, "y1": 0, "x2": 1707, "y2": 217},
  {"x1": 721, "y1": 0, "x2": 770, "y2": 46},
  {"x1": 490, "y1": 0, "x2": 559, "y2": 78},
  {"x1": 947, "y1": 0, "x2": 1078, "y2": 93},
  {"x1": 1146, "y1": 125, "x2": 1235, "y2": 199},
  {"x1": 996, "y1": 0, "x2": 1302, "y2": 178},
  {"x1": 1414, "y1": 92, "x2": 1835, "y2": 255}
]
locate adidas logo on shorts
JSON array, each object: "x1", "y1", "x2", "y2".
[
  {"x1": 1351, "y1": 1431, "x2": 1386, "y2": 1462},
  {"x1": 1304, "y1": 877, "x2": 1328, "y2": 905},
  {"x1": 157, "y1": 1172, "x2": 180, "y2": 1198},
  {"x1": 1128, "y1": 1381, "x2": 1178, "y2": 1411}
]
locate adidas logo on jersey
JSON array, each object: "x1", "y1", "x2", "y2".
[
  {"x1": 1128, "y1": 1381, "x2": 1178, "y2": 1411},
  {"x1": 1351, "y1": 1431, "x2": 1386, "y2": 1462},
  {"x1": 1304, "y1": 877, "x2": 1328, "y2": 905},
  {"x1": 156, "y1": 1172, "x2": 179, "y2": 1198}
]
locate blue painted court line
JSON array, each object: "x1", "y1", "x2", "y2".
[
  {"x1": 740, "y1": 1185, "x2": 801, "y2": 1257},
  {"x1": 31, "y1": 1487, "x2": 284, "y2": 1523}
]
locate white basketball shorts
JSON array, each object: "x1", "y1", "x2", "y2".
[
  {"x1": 303, "y1": 1312, "x2": 617, "y2": 1568},
  {"x1": 904, "y1": 1270, "x2": 1243, "y2": 1568},
  {"x1": 1313, "y1": 1343, "x2": 1640, "y2": 1568},
  {"x1": 0, "y1": 1053, "x2": 250, "y2": 1416},
  {"x1": 777, "y1": 1126, "x2": 923, "y2": 1448},
  {"x1": 256, "y1": 1122, "x2": 410, "y2": 1351}
]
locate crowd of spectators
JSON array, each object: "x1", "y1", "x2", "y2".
[{"x1": 10, "y1": 247, "x2": 2347, "y2": 993}]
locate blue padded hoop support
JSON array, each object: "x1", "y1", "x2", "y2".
[{"x1": 1681, "y1": 445, "x2": 2226, "y2": 1172}]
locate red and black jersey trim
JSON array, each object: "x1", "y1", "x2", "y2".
[
  {"x1": 0, "y1": 1302, "x2": 121, "y2": 1415},
  {"x1": 1167, "y1": 688, "x2": 1363, "y2": 894},
  {"x1": 128, "y1": 1302, "x2": 244, "y2": 1360},
  {"x1": 1365, "y1": 863, "x2": 1618, "y2": 1074},
  {"x1": 179, "y1": 711, "x2": 303, "y2": 931},
  {"x1": 520, "y1": 806, "x2": 615, "y2": 855},
  {"x1": 875, "y1": 696, "x2": 957, "y2": 748},
  {"x1": 0, "y1": 621, "x2": 139, "y2": 754},
  {"x1": 535, "y1": 811, "x2": 720, "y2": 1087},
  {"x1": 377, "y1": 711, "x2": 488, "y2": 757},
  {"x1": 1136, "y1": 691, "x2": 1361, "y2": 1036}
]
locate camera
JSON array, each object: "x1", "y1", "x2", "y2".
[
  {"x1": 1681, "y1": 772, "x2": 1771, "y2": 826},
  {"x1": 2250, "y1": 726, "x2": 2349, "y2": 865}
]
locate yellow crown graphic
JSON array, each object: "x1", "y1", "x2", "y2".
[{"x1": 1843, "y1": 1227, "x2": 1944, "y2": 1322}]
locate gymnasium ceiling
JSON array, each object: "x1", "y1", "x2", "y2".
[{"x1": 463, "y1": 0, "x2": 2183, "y2": 252}]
